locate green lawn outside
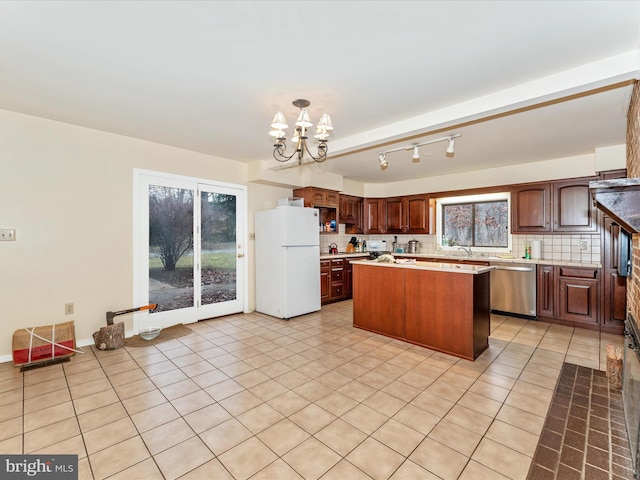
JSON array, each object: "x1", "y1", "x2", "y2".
[{"x1": 149, "y1": 251, "x2": 236, "y2": 271}]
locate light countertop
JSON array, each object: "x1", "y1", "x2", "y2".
[
  {"x1": 350, "y1": 259, "x2": 493, "y2": 274},
  {"x1": 392, "y1": 253, "x2": 602, "y2": 268},
  {"x1": 320, "y1": 253, "x2": 370, "y2": 259},
  {"x1": 321, "y1": 252, "x2": 602, "y2": 268}
]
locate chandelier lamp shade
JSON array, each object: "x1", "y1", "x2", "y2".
[
  {"x1": 377, "y1": 133, "x2": 461, "y2": 170},
  {"x1": 270, "y1": 99, "x2": 333, "y2": 164}
]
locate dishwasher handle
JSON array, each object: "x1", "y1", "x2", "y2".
[{"x1": 492, "y1": 265, "x2": 535, "y2": 272}]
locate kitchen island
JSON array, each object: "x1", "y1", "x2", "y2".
[{"x1": 351, "y1": 260, "x2": 492, "y2": 360}]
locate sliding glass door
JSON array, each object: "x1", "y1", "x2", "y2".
[{"x1": 134, "y1": 171, "x2": 246, "y2": 332}]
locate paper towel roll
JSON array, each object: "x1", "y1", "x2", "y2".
[{"x1": 531, "y1": 240, "x2": 542, "y2": 260}]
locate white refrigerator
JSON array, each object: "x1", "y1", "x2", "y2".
[{"x1": 255, "y1": 206, "x2": 321, "y2": 319}]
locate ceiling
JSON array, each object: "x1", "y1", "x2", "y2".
[{"x1": 0, "y1": 1, "x2": 639, "y2": 184}]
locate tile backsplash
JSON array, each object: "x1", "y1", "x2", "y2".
[{"x1": 321, "y1": 225, "x2": 601, "y2": 264}]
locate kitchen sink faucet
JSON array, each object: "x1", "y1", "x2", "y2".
[{"x1": 458, "y1": 246, "x2": 472, "y2": 256}]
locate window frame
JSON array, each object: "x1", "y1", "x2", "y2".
[{"x1": 436, "y1": 192, "x2": 512, "y2": 254}]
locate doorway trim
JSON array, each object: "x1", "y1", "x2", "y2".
[{"x1": 132, "y1": 168, "x2": 248, "y2": 335}]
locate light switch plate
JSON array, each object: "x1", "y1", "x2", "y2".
[{"x1": 0, "y1": 229, "x2": 15, "y2": 241}]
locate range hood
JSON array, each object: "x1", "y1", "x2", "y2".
[{"x1": 590, "y1": 178, "x2": 640, "y2": 233}]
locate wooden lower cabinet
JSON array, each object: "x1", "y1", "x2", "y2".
[
  {"x1": 320, "y1": 260, "x2": 330, "y2": 303},
  {"x1": 344, "y1": 261, "x2": 353, "y2": 298},
  {"x1": 537, "y1": 265, "x2": 556, "y2": 318},
  {"x1": 405, "y1": 270, "x2": 490, "y2": 360},
  {"x1": 321, "y1": 258, "x2": 354, "y2": 305},
  {"x1": 353, "y1": 266, "x2": 406, "y2": 338},
  {"x1": 558, "y1": 268, "x2": 599, "y2": 327},
  {"x1": 330, "y1": 259, "x2": 344, "y2": 300},
  {"x1": 537, "y1": 265, "x2": 600, "y2": 329},
  {"x1": 353, "y1": 263, "x2": 490, "y2": 360}
]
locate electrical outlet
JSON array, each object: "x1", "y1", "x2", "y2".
[
  {"x1": 579, "y1": 240, "x2": 588, "y2": 251},
  {"x1": 65, "y1": 303, "x2": 74, "y2": 315},
  {"x1": 0, "y1": 229, "x2": 16, "y2": 241}
]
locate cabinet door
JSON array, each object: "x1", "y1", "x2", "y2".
[
  {"x1": 339, "y1": 195, "x2": 353, "y2": 223},
  {"x1": 344, "y1": 262, "x2": 353, "y2": 299},
  {"x1": 384, "y1": 197, "x2": 404, "y2": 233},
  {"x1": 553, "y1": 180, "x2": 598, "y2": 233},
  {"x1": 320, "y1": 260, "x2": 330, "y2": 303},
  {"x1": 311, "y1": 189, "x2": 326, "y2": 206},
  {"x1": 324, "y1": 191, "x2": 339, "y2": 207},
  {"x1": 511, "y1": 183, "x2": 551, "y2": 233},
  {"x1": 406, "y1": 194, "x2": 429, "y2": 233},
  {"x1": 558, "y1": 269, "x2": 599, "y2": 326},
  {"x1": 352, "y1": 197, "x2": 363, "y2": 233},
  {"x1": 537, "y1": 265, "x2": 556, "y2": 318},
  {"x1": 364, "y1": 199, "x2": 385, "y2": 234},
  {"x1": 339, "y1": 195, "x2": 362, "y2": 226},
  {"x1": 602, "y1": 216, "x2": 627, "y2": 332}
]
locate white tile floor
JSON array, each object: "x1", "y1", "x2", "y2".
[{"x1": 0, "y1": 300, "x2": 625, "y2": 479}]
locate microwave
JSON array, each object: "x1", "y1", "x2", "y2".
[{"x1": 367, "y1": 240, "x2": 387, "y2": 252}]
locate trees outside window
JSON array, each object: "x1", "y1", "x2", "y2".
[{"x1": 442, "y1": 199, "x2": 508, "y2": 248}]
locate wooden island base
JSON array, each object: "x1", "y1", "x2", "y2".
[{"x1": 352, "y1": 262, "x2": 491, "y2": 361}]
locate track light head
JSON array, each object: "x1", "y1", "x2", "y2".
[
  {"x1": 379, "y1": 153, "x2": 388, "y2": 170},
  {"x1": 412, "y1": 145, "x2": 420, "y2": 163},
  {"x1": 446, "y1": 137, "x2": 455, "y2": 157}
]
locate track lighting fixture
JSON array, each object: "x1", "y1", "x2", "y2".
[
  {"x1": 379, "y1": 152, "x2": 388, "y2": 170},
  {"x1": 412, "y1": 145, "x2": 420, "y2": 163},
  {"x1": 377, "y1": 133, "x2": 461, "y2": 170},
  {"x1": 446, "y1": 137, "x2": 455, "y2": 157}
]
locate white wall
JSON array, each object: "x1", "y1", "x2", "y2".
[
  {"x1": 0, "y1": 109, "x2": 289, "y2": 360},
  {"x1": 373, "y1": 153, "x2": 615, "y2": 197}
]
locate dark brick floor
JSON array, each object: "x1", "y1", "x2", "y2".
[{"x1": 527, "y1": 363, "x2": 635, "y2": 480}]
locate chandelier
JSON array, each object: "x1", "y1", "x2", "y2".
[{"x1": 269, "y1": 99, "x2": 333, "y2": 164}]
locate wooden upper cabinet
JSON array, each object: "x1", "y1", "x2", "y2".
[
  {"x1": 512, "y1": 177, "x2": 598, "y2": 234},
  {"x1": 406, "y1": 195, "x2": 430, "y2": 233},
  {"x1": 363, "y1": 198, "x2": 385, "y2": 234},
  {"x1": 511, "y1": 183, "x2": 551, "y2": 233},
  {"x1": 294, "y1": 187, "x2": 339, "y2": 208},
  {"x1": 324, "y1": 191, "x2": 339, "y2": 207},
  {"x1": 383, "y1": 194, "x2": 430, "y2": 234},
  {"x1": 384, "y1": 197, "x2": 404, "y2": 233},
  {"x1": 339, "y1": 195, "x2": 361, "y2": 224},
  {"x1": 552, "y1": 179, "x2": 598, "y2": 233}
]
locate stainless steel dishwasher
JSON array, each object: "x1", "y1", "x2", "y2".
[{"x1": 490, "y1": 263, "x2": 537, "y2": 318}]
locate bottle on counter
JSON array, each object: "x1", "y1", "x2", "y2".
[{"x1": 362, "y1": 240, "x2": 367, "y2": 252}]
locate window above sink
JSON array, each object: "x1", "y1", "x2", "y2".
[{"x1": 436, "y1": 191, "x2": 512, "y2": 255}]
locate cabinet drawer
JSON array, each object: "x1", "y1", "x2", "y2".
[
  {"x1": 331, "y1": 285, "x2": 343, "y2": 297},
  {"x1": 559, "y1": 267, "x2": 598, "y2": 279},
  {"x1": 320, "y1": 260, "x2": 331, "y2": 271},
  {"x1": 331, "y1": 269, "x2": 344, "y2": 282},
  {"x1": 331, "y1": 259, "x2": 344, "y2": 267}
]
